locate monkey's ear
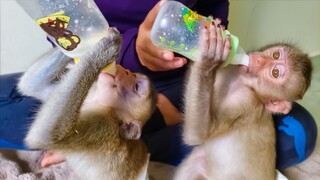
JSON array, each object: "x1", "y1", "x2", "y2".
[
  {"x1": 119, "y1": 120, "x2": 142, "y2": 140},
  {"x1": 265, "y1": 100, "x2": 292, "y2": 114}
]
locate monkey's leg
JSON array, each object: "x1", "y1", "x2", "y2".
[
  {"x1": 18, "y1": 48, "x2": 72, "y2": 101},
  {"x1": 174, "y1": 147, "x2": 208, "y2": 180}
]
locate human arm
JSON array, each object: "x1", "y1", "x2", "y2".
[{"x1": 157, "y1": 93, "x2": 182, "y2": 125}]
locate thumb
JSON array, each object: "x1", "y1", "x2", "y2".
[{"x1": 144, "y1": 0, "x2": 167, "y2": 29}]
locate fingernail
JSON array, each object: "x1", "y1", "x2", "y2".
[
  {"x1": 173, "y1": 60, "x2": 183, "y2": 67},
  {"x1": 159, "y1": 0, "x2": 166, "y2": 6},
  {"x1": 163, "y1": 53, "x2": 171, "y2": 60}
]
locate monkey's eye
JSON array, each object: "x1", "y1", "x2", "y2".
[
  {"x1": 134, "y1": 79, "x2": 148, "y2": 95},
  {"x1": 270, "y1": 65, "x2": 285, "y2": 78},
  {"x1": 272, "y1": 50, "x2": 280, "y2": 60},
  {"x1": 134, "y1": 83, "x2": 140, "y2": 93},
  {"x1": 272, "y1": 68, "x2": 279, "y2": 78}
]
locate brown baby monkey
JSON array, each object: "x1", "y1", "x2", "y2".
[
  {"x1": 18, "y1": 28, "x2": 157, "y2": 179},
  {"x1": 174, "y1": 21, "x2": 312, "y2": 179}
]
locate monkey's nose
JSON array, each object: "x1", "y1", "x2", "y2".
[{"x1": 125, "y1": 69, "x2": 130, "y2": 75}]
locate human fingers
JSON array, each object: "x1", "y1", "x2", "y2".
[
  {"x1": 41, "y1": 151, "x2": 66, "y2": 168},
  {"x1": 137, "y1": 0, "x2": 188, "y2": 71},
  {"x1": 137, "y1": 33, "x2": 187, "y2": 71},
  {"x1": 140, "y1": 50, "x2": 186, "y2": 71},
  {"x1": 143, "y1": 0, "x2": 167, "y2": 29}
]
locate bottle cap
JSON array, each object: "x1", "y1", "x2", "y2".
[{"x1": 221, "y1": 30, "x2": 239, "y2": 67}]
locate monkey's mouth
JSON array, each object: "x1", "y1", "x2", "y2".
[
  {"x1": 98, "y1": 72, "x2": 116, "y2": 84},
  {"x1": 239, "y1": 65, "x2": 249, "y2": 73}
]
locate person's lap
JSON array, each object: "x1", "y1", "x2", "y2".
[
  {"x1": 0, "y1": 73, "x2": 42, "y2": 150},
  {"x1": 0, "y1": 73, "x2": 317, "y2": 169}
]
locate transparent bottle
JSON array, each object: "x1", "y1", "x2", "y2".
[
  {"x1": 150, "y1": 1, "x2": 248, "y2": 67},
  {"x1": 16, "y1": 0, "x2": 109, "y2": 59}
]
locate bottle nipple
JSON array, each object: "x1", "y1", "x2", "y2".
[
  {"x1": 221, "y1": 30, "x2": 249, "y2": 67},
  {"x1": 228, "y1": 47, "x2": 249, "y2": 66},
  {"x1": 101, "y1": 61, "x2": 117, "y2": 75}
]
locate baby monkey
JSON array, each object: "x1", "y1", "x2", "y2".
[
  {"x1": 18, "y1": 28, "x2": 157, "y2": 179},
  {"x1": 174, "y1": 22, "x2": 312, "y2": 179}
]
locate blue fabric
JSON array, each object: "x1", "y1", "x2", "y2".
[
  {"x1": 142, "y1": 123, "x2": 192, "y2": 165},
  {"x1": 274, "y1": 102, "x2": 317, "y2": 169},
  {"x1": 0, "y1": 73, "x2": 41, "y2": 150}
]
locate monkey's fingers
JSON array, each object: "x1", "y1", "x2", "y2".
[
  {"x1": 207, "y1": 21, "x2": 217, "y2": 60},
  {"x1": 199, "y1": 27, "x2": 210, "y2": 60},
  {"x1": 222, "y1": 35, "x2": 231, "y2": 61},
  {"x1": 213, "y1": 22, "x2": 224, "y2": 62}
]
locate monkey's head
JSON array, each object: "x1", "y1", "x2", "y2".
[
  {"x1": 241, "y1": 43, "x2": 312, "y2": 114},
  {"x1": 92, "y1": 65, "x2": 157, "y2": 139}
]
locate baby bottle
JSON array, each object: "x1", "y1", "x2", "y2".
[
  {"x1": 16, "y1": 0, "x2": 109, "y2": 59},
  {"x1": 150, "y1": 1, "x2": 249, "y2": 67}
]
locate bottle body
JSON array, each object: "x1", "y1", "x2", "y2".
[
  {"x1": 151, "y1": 1, "x2": 248, "y2": 66},
  {"x1": 16, "y1": 0, "x2": 109, "y2": 58},
  {"x1": 151, "y1": 1, "x2": 207, "y2": 61}
]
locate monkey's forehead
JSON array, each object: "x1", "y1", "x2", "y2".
[
  {"x1": 258, "y1": 42, "x2": 299, "y2": 52},
  {"x1": 134, "y1": 73, "x2": 149, "y2": 79}
]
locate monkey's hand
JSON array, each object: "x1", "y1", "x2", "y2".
[
  {"x1": 198, "y1": 20, "x2": 231, "y2": 75},
  {"x1": 81, "y1": 27, "x2": 122, "y2": 70}
]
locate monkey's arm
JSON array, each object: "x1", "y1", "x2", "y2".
[
  {"x1": 25, "y1": 28, "x2": 121, "y2": 148},
  {"x1": 18, "y1": 48, "x2": 72, "y2": 101},
  {"x1": 183, "y1": 25, "x2": 230, "y2": 145},
  {"x1": 183, "y1": 62, "x2": 218, "y2": 145}
]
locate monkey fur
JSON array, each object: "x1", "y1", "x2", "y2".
[
  {"x1": 174, "y1": 23, "x2": 312, "y2": 180},
  {"x1": 19, "y1": 28, "x2": 156, "y2": 180}
]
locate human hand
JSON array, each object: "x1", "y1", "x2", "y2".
[
  {"x1": 157, "y1": 93, "x2": 182, "y2": 125},
  {"x1": 41, "y1": 151, "x2": 66, "y2": 168},
  {"x1": 136, "y1": 0, "x2": 187, "y2": 71}
]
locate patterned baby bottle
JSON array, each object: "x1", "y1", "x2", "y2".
[
  {"x1": 150, "y1": 1, "x2": 248, "y2": 67},
  {"x1": 16, "y1": 0, "x2": 109, "y2": 59}
]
